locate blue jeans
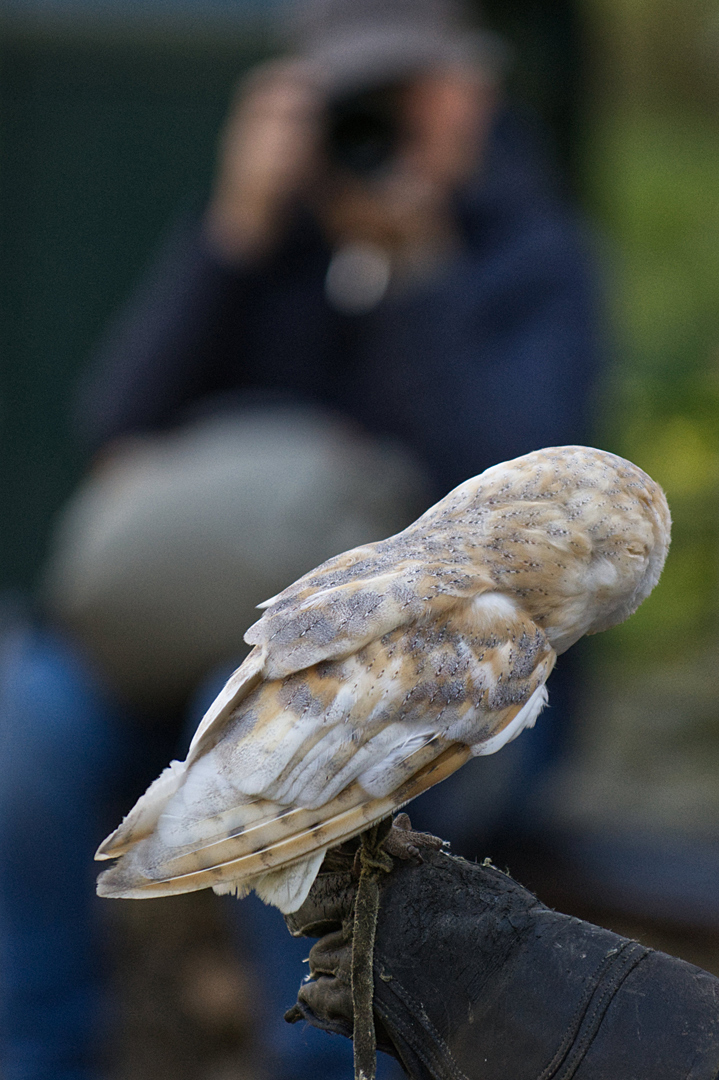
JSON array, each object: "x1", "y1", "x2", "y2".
[
  {"x1": 0, "y1": 625, "x2": 406, "y2": 1079},
  {"x1": 0, "y1": 624, "x2": 167, "y2": 1079}
]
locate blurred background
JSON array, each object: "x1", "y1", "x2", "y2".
[{"x1": 2, "y1": 0, "x2": 719, "y2": 1077}]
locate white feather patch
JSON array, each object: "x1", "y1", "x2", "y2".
[
  {"x1": 470, "y1": 592, "x2": 518, "y2": 630},
  {"x1": 224, "y1": 709, "x2": 324, "y2": 797},
  {"x1": 155, "y1": 754, "x2": 250, "y2": 846},
  {"x1": 358, "y1": 730, "x2": 436, "y2": 797},
  {"x1": 212, "y1": 849, "x2": 327, "y2": 913},
  {"x1": 472, "y1": 683, "x2": 548, "y2": 757},
  {"x1": 292, "y1": 721, "x2": 433, "y2": 808}
]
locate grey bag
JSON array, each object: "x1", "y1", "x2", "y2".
[{"x1": 42, "y1": 407, "x2": 431, "y2": 709}]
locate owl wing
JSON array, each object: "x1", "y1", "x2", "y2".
[
  {"x1": 95, "y1": 550, "x2": 487, "y2": 866},
  {"x1": 242, "y1": 540, "x2": 495, "y2": 678},
  {"x1": 188, "y1": 540, "x2": 495, "y2": 761},
  {"x1": 96, "y1": 579, "x2": 555, "y2": 910}
]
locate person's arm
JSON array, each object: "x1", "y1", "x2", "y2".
[{"x1": 286, "y1": 824, "x2": 719, "y2": 1080}]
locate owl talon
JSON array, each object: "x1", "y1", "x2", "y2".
[{"x1": 383, "y1": 813, "x2": 446, "y2": 862}]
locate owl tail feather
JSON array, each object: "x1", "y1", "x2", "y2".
[
  {"x1": 211, "y1": 850, "x2": 328, "y2": 913},
  {"x1": 96, "y1": 740, "x2": 470, "y2": 913}
]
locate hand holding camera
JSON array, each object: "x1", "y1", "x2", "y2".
[
  {"x1": 205, "y1": 61, "x2": 324, "y2": 262},
  {"x1": 205, "y1": 61, "x2": 493, "y2": 268}
]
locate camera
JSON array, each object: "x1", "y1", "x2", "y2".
[{"x1": 324, "y1": 85, "x2": 403, "y2": 179}]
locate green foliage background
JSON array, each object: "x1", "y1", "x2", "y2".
[{"x1": 582, "y1": 0, "x2": 719, "y2": 672}]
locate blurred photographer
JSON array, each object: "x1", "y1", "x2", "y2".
[
  {"x1": 0, "y1": 2, "x2": 603, "y2": 1079},
  {"x1": 205, "y1": 46, "x2": 497, "y2": 294}
]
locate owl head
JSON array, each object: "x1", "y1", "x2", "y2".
[{"x1": 443, "y1": 445, "x2": 672, "y2": 653}]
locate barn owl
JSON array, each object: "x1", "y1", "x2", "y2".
[{"x1": 96, "y1": 445, "x2": 670, "y2": 913}]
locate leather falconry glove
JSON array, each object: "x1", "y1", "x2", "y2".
[{"x1": 285, "y1": 817, "x2": 719, "y2": 1080}]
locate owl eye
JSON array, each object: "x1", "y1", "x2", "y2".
[{"x1": 626, "y1": 542, "x2": 647, "y2": 557}]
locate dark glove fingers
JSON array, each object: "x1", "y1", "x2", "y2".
[
  {"x1": 307, "y1": 929, "x2": 352, "y2": 979},
  {"x1": 294, "y1": 927, "x2": 355, "y2": 1029},
  {"x1": 298, "y1": 972, "x2": 355, "y2": 1025}
]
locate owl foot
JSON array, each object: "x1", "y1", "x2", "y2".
[
  {"x1": 382, "y1": 812, "x2": 446, "y2": 863},
  {"x1": 324, "y1": 814, "x2": 446, "y2": 876}
]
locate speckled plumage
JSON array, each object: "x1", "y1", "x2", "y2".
[{"x1": 96, "y1": 446, "x2": 671, "y2": 912}]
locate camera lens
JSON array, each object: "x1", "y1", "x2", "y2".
[{"x1": 325, "y1": 88, "x2": 401, "y2": 178}]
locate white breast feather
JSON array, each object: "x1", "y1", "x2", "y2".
[{"x1": 472, "y1": 683, "x2": 548, "y2": 756}]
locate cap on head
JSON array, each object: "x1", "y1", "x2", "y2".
[{"x1": 280, "y1": 0, "x2": 507, "y2": 94}]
